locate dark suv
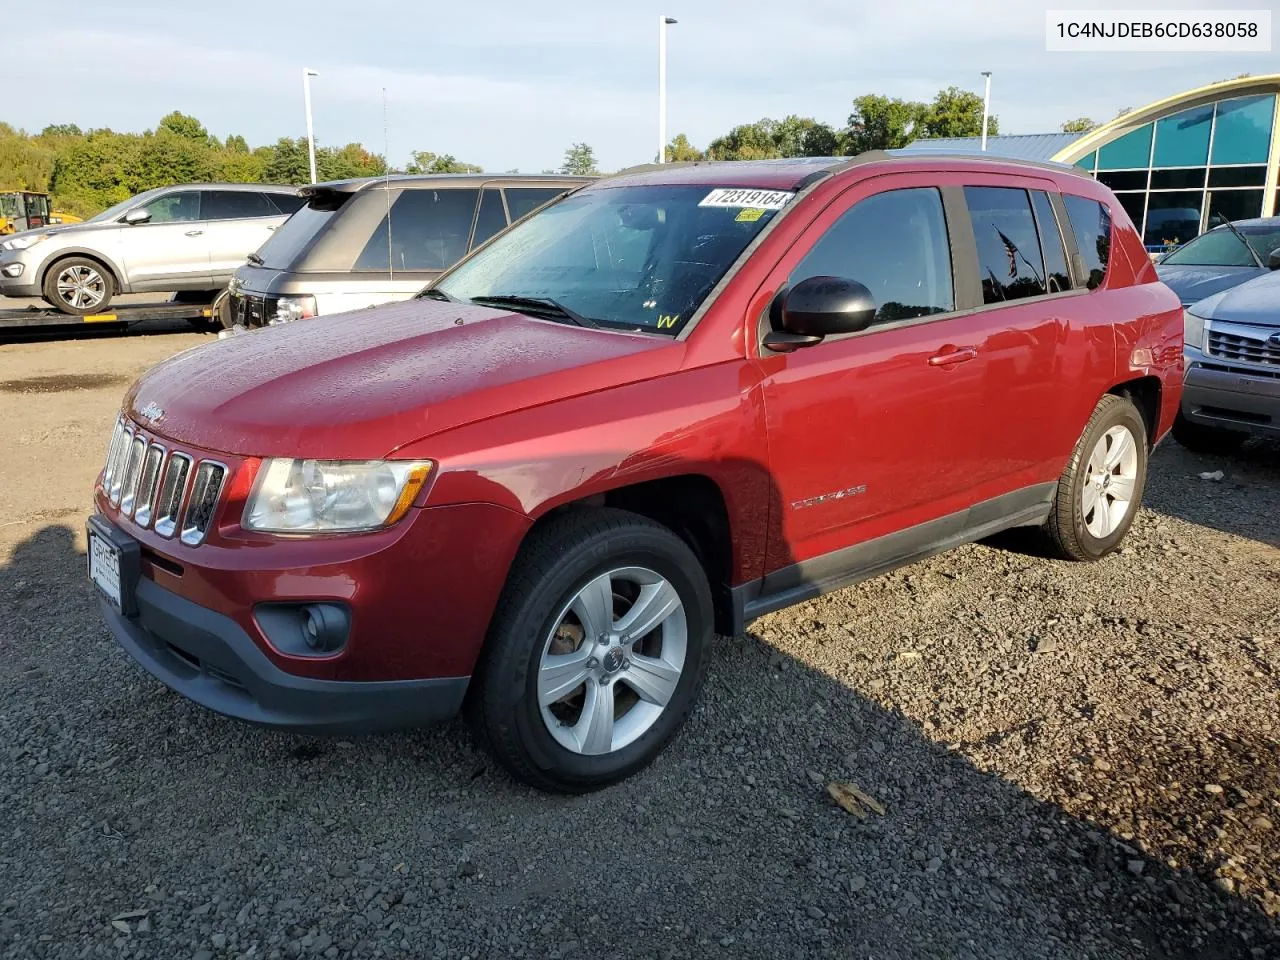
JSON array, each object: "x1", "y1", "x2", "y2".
[
  {"x1": 90, "y1": 153, "x2": 1183, "y2": 792},
  {"x1": 223, "y1": 174, "x2": 592, "y2": 328}
]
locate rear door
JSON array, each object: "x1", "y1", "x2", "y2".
[
  {"x1": 116, "y1": 190, "x2": 213, "y2": 289},
  {"x1": 204, "y1": 190, "x2": 290, "y2": 282}
]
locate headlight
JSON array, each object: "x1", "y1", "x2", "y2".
[
  {"x1": 244, "y1": 459, "x2": 432, "y2": 533},
  {"x1": 1184, "y1": 309, "x2": 1206, "y2": 349},
  {"x1": 269, "y1": 294, "x2": 317, "y2": 325},
  {"x1": 0, "y1": 233, "x2": 49, "y2": 252}
]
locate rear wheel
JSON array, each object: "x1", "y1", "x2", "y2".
[
  {"x1": 42, "y1": 257, "x2": 113, "y2": 315},
  {"x1": 467, "y1": 509, "x2": 713, "y2": 793},
  {"x1": 1171, "y1": 411, "x2": 1246, "y2": 455},
  {"x1": 1044, "y1": 394, "x2": 1148, "y2": 561}
]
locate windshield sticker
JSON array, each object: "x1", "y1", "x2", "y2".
[
  {"x1": 656, "y1": 314, "x2": 679, "y2": 329},
  {"x1": 699, "y1": 188, "x2": 795, "y2": 210},
  {"x1": 735, "y1": 207, "x2": 766, "y2": 222}
]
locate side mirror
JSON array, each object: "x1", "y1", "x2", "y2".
[
  {"x1": 1268, "y1": 248, "x2": 1280, "y2": 271},
  {"x1": 123, "y1": 208, "x2": 151, "y2": 225},
  {"x1": 764, "y1": 276, "x2": 877, "y2": 352}
]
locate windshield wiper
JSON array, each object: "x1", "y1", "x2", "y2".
[
  {"x1": 1211, "y1": 211, "x2": 1264, "y2": 268},
  {"x1": 469, "y1": 294, "x2": 598, "y2": 328},
  {"x1": 246, "y1": 253, "x2": 264, "y2": 265}
]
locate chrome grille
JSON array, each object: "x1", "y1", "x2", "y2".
[
  {"x1": 103, "y1": 420, "x2": 128, "y2": 491},
  {"x1": 118, "y1": 437, "x2": 147, "y2": 514},
  {"x1": 132, "y1": 445, "x2": 165, "y2": 528},
  {"x1": 154, "y1": 453, "x2": 192, "y2": 538},
  {"x1": 180, "y1": 462, "x2": 226, "y2": 545},
  {"x1": 107, "y1": 424, "x2": 134, "y2": 505},
  {"x1": 1207, "y1": 328, "x2": 1280, "y2": 367}
]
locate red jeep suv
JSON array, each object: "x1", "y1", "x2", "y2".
[{"x1": 89, "y1": 153, "x2": 1183, "y2": 792}]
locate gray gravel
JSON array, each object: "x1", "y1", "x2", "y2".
[{"x1": 0, "y1": 334, "x2": 1277, "y2": 959}]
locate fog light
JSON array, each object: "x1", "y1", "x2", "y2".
[
  {"x1": 299, "y1": 603, "x2": 349, "y2": 653},
  {"x1": 1, "y1": 263, "x2": 23, "y2": 278}
]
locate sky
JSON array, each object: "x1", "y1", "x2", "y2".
[{"x1": 19, "y1": 0, "x2": 1280, "y2": 173}]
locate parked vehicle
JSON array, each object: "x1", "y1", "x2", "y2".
[
  {"x1": 0, "y1": 191, "x2": 53, "y2": 234},
  {"x1": 88, "y1": 154, "x2": 1182, "y2": 792},
  {"x1": 223, "y1": 174, "x2": 592, "y2": 329},
  {"x1": 1175, "y1": 267, "x2": 1280, "y2": 452},
  {"x1": 1155, "y1": 216, "x2": 1280, "y2": 306},
  {"x1": 0, "y1": 184, "x2": 306, "y2": 315}
]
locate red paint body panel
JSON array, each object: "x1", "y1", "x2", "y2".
[{"x1": 98, "y1": 156, "x2": 1184, "y2": 686}]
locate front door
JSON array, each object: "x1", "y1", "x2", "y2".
[{"x1": 116, "y1": 190, "x2": 214, "y2": 289}]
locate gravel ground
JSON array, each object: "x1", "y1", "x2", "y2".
[{"x1": 0, "y1": 330, "x2": 1277, "y2": 960}]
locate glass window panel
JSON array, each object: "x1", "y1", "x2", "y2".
[
  {"x1": 1211, "y1": 95, "x2": 1275, "y2": 165},
  {"x1": 1144, "y1": 192, "x2": 1202, "y2": 248},
  {"x1": 1097, "y1": 124, "x2": 1153, "y2": 170},
  {"x1": 355, "y1": 188, "x2": 480, "y2": 272},
  {"x1": 1113, "y1": 193, "x2": 1146, "y2": 234},
  {"x1": 1205, "y1": 189, "x2": 1266, "y2": 227},
  {"x1": 1074, "y1": 151, "x2": 1097, "y2": 172},
  {"x1": 1208, "y1": 166, "x2": 1267, "y2": 188},
  {"x1": 1029, "y1": 191, "x2": 1072, "y2": 293},
  {"x1": 1150, "y1": 168, "x2": 1206, "y2": 190},
  {"x1": 963, "y1": 187, "x2": 1047, "y2": 304},
  {"x1": 505, "y1": 187, "x2": 570, "y2": 221},
  {"x1": 1098, "y1": 170, "x2": 1148, "y2": 192},
  {"x1": 1062, "y1": 195, "x2": 1112, "y2": 290},
  {"x1": 470, "y1": 188, "x2": 507, "y2": 249},
  {"x1": 1153, "y1": 105, "x2": 1213, "y2": 167}
]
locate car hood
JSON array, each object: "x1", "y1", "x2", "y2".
[
  {"x1": 6, "y1": 221, "x2": 113, "y2": 242},
  {"x1": 123, "y1": 299, "x2": 681, "y2": 459},
  {"x1": 1188, "y1": 269, "x2": 1280, "y2": 327},
  {"x1": 1154, "y1": 264, "x2": 1266, "y2": 307}
]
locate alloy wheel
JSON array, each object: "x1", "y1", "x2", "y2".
[
  {"x1": 56, "y1": 265, "x2": 107, "y2": 311},
  {"x1": 1082, "y1": 424, "x2": 1139, "y2": 538}
]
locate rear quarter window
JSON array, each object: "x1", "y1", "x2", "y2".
[{"x1": 1062, "y1": 195, "x2": 1113, "y2": 290}]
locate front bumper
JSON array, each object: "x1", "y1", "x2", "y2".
[
  {"x1": 101, "y1": 575, "x2": 469, "y2": 734},
  {"x1": 1182, "y1": 345, "x2": 1280, "y2": 439},
  {"x1": 0, "y1": 254, "x2": 40, "y2": 298}
]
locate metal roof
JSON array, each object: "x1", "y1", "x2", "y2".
[{"x1": 895, "y1": 133, "x2": 1085, "y2": 162}]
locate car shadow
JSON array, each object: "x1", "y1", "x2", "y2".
[{"x1": 1, "y1": 507, "x2": 1276, "y2": 958}]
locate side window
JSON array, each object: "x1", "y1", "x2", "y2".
[
  {"x1": 505, "y1": 187, "x2": 568, "y2": 221},
  {"x1": 789, "y1": 187, "x2": 953, "y2": 324},
  {"x1": 470, "y1": 189, "x2": 507, "y2": 250},
  {"x1": 1062, "y1": 195, "x2": 1113, "y2": 290},
  {"x1": 204, "y1": 190, "x2": 281, "y2": 221},
  {"x1": 140, "y1": 191, "x2": 202, "y2": 223},
  {"x1": 354, "y1": 188, "x2": 480, "y2": 271},
  {"x1": 268, "y1": 193, "x2": 307, "y2": 215},
  {"x1": 964, "y1": 186, "x2": 1046, "y2": 304},
  {"x1": 1030, "y1": 191, "x2": 1073, "y2": 294}
]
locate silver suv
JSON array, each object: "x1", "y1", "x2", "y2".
[
  {"x1": 0, "y1": 183, "x2": 305, "y2": 315},
  {"x1": 224, "y1": 174, "x2": 591, "y2": 328}
]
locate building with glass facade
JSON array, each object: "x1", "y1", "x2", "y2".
[{"x1": 898, "y1": 75, "x2": 1280, "y2": 253}]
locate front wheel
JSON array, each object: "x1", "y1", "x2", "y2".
[
  {"x1": 1043, "y1": 394, "x2": 1148, "y2": 561},
  {"x1": 42, "y1": 257, "x2": 114, "y2": 315},
  {"x1": 467, "y1": 509, "x2": 713, "y2": 793}
]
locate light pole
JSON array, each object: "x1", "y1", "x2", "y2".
[
  {"x1": 303, "y1": 68, "x2": 320, "y2": 183},
  {"x1": 658, "y1": 16, "x2": 677, "y2": 163},
  {"x1": 980, "y1": 71, "x2": 992, "y2": 152}
]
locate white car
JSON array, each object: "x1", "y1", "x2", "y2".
[{"x1": 0, "y1": 183, "x2": 305, "y2": 315}]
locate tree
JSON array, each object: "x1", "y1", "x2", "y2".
[
  {"x1": 157, "y1": 111, "x2": 211, "y2": 144},
  {"x1": 560, "y1": 142, "x2": 598, "y2": 175},
  {"x1": 1061, "y1": 118, "x2": 1097, "y2": 133},
  {"x1": 844, "y1": 95, "x2": 927, "y2": 153},
  {"x1": 405, "y1": 150, "x2": 482, "y2": 174},
  {"x1": 260, "y1": 137, "x2": 310, "y2": 185},
  {"x1": 665, "y1": 134, "x2": 704, "y2": 162},
  {"x1": 225, "y1": 134, "x2": 250, "y2": 153},
  {"x1": 918, "y1": 86, "x2": 996, "y2": 139},
  {"x1": 707, "y1": 119, "x2": 781, "y2": 160},
  {"x1": 41, "y1": 123, "x2": 82, "y2": 138}
]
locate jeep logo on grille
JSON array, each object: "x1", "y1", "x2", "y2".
[{"x1": 138, "y1": 402, "x2": 165, "y2": 424}]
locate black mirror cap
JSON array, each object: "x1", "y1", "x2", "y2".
[
  {"x1": 780, "y1": 276, "x2": 877, "y2": 337},
  {"x1": 1268, "y1": 248, "x2": 1280, "y2": 270}
]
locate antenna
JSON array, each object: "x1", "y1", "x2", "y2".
[{"x1": 383, "y1": 87, "x2": 394, "y2": 280}]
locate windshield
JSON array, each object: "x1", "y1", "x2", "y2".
[
  {"x1": 1162, "y1": 224, "x2": 1280, "y2": 266},
  {"x1": 432, "y1": 183, "x2": 792, "y2": 335},
  {"x1": 87, "y1": 187, "x2": 169, "y2": 224}
]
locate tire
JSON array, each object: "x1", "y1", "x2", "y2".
[
  {"x1": 467, "y1": 508, "x2": 713, "y2": 793},
  {"x1": 1171, "y1": 411, "x2": 1246, "y2": 455},
  {"x1": 1044, "y1": 394, "x2": 1148, "y2": 562},
  {"x1": 42, "y1": 256, "x2": 114, "y2": 315}
]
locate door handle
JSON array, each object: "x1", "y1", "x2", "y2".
[
  {"x1": 184, "y1": 229, "x2": 204, "y2": 237},
  {"x1": 928, "y1": 345, "x2": 978, "y2": 366}
]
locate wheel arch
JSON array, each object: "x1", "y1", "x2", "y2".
[
  {"x1": 1106, "y1": 375, "x2": 1162, "y2": 448},
  {"x1": 39, "y1": 249, "x2": 126, "y2": 295}
]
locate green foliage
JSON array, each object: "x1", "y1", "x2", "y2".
[
  {"x1": 560, "y1": 142, "x2": 598, "y2": 175},
  {"x1": 845, "y1": 95, "x2": 926, "y2": 153},
  {"x1": 41, "y1": 123, "x2": 82, "y2": 138},
  {"x1": 157, "y1": 111, "x2": 212, "y2": 145},
  {"x1": 706, "y1": 116, "x2": 838, "y2": 161},
  {"x1": 1061, "y1": 117, "x2": 1097, "y2": 133},
  {"x1": 665, "y1": 134, "x2": 704, "y2": 162},
  {"x1": 919, "y1": 86, "x2": 997, "y2": 139},
  {"x1": 404, "y1": 150, "x2": 482, "y2": 174}
]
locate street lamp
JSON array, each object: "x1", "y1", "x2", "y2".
[
  {"x1": 980, "y1": 71, "x2": 992, "y2": 152},
  {"x1": 658, "y1": 16, "x2": 677, "y2": 163},
  {"x1": 303, "y1": 68, "x2": 320, "y2": 184}
]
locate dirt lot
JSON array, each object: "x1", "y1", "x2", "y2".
[{"x1": 0, "y1": 326, "x2": 1277, "y2": 960}]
